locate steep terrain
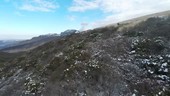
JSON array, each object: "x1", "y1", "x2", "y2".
[{"x1": 0, "y1": 15, "x2": 170, "y2": 96}]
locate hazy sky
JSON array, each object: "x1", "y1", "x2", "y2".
[{"x1": 0, "y1": 0, "x2": 170, "y2": 40}]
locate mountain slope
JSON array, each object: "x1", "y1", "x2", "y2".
[
  {"x1": 106, "y1": 10, "x2": 170, "y2": 31},
  {"x1": 0, "y1": 51, "x2": 24, "y2": 65},
  {"x1": 0, "y1": 13, "x2": 170, "y2": 96}
]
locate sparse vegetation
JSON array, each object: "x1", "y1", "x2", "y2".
[
  {"x1": 0, "y1": 52, "x2": 24, "y2": 64},
  {"x1": 0, "y1": 15, "x2": 170, "y2": 96}
]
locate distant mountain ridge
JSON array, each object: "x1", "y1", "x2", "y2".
[
  {"x1": 60, "y1": 29, "x2": 78, "y2": 36},
  {"x1": 0, "y1": 29, "x2": 77, "y2": 53},
  {"x1": 0, "y1": 34, "x2": 58, "y2": 53}
]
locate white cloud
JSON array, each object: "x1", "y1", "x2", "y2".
[
  {"x1": 69, "y1": 0, "x2": 170, "y2": 27},
  {"x1": 69, "y1": 0, "x2": 100, "y2": 12},
  {"x1": 17, "y1": 0, "x2": 59, "y2": 12}
]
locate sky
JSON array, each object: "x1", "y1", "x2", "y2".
[{"x1": 0, "y1": 0, "x2": 170, "y2": 40}]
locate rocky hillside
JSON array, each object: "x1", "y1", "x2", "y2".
[{"x1": 0, "y1": 16, "x2": 170, "y2": 96}]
